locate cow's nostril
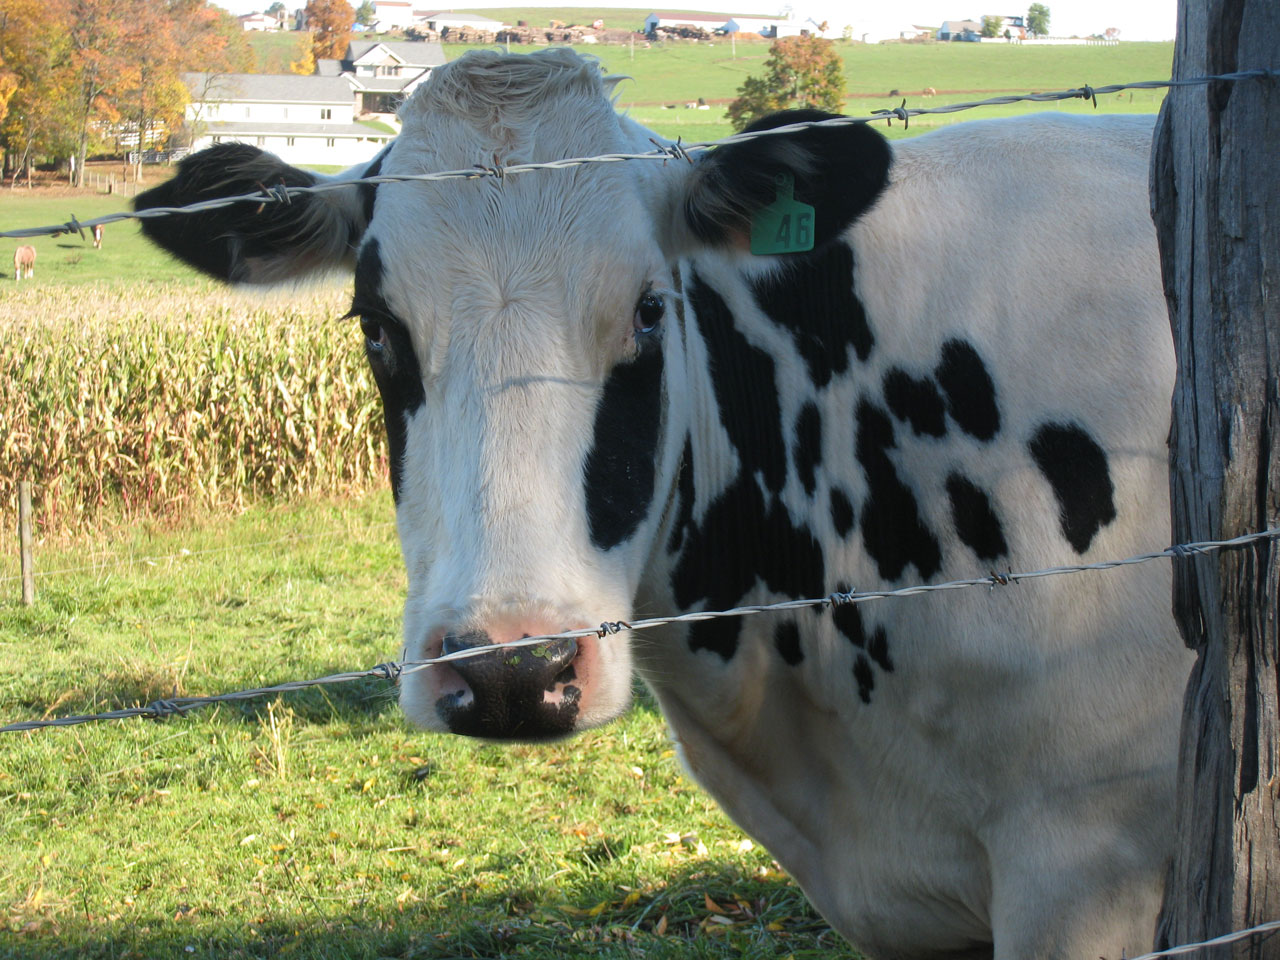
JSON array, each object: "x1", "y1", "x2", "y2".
[{"x1": 441, "y1": 630, "x2": 490, "y2": 657}]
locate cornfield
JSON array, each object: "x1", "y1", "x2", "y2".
[{"x1": 0, "y1": 281, "x2": 387, "y2": 542}]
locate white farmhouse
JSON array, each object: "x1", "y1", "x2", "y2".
[
  {"x1": 182, "y1": 73, "x2": 392, "y2": 167},
  {"x1": 317, "y1": 40, "x2": 446, "y2": 114}
]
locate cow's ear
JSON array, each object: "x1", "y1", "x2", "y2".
[
  {"x1": 681, "y1": 110, "x2": 891, "y2": 251},
  {"x1": 134, "y1": 143, "x2": 381, "y2": 284}
]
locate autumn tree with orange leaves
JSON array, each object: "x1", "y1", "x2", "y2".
[
  {"x1": 727, "y1": 35, "x2": 847, "y2": 131},
  {"x1": 306, "y1": 0, "x2": 355, "y2": 62},
  {"x1": 0, "y1": 0, "x2": 249, "y2": 183}
]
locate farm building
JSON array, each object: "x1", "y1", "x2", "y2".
[
  {"x1": 181, "y1": 73, "x2": 393, "y2": 167},
  {"x1": 725, "y1": 15, "x2": 805, "y2": 36},
  {"x1": 370, "y1": 0, "x2": 417, "y2": 29},
  {"x1": 317, "y1": 40, "x2": 446, "y2": 114},
  {"x1": 415, "y1": 11, "x2": 507, "y2": 34},
  {"x1": 238, "y1": 11, "x2": 286, "y2": 30},
  {"x1": 938, "y1": 18, "x2": 982, "y2": 40},
  {"x1": 642, "y1": 11, "x2": 730, "y2": 34}
]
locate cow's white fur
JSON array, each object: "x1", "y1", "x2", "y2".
[{"x1": 192, "y1": 50, "x2": 1193, "y2": 960}]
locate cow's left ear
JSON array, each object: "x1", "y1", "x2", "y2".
[
  {"x1": 135, "y1": 142, "x2": 381, "y2": 284},
  {"x1": 680, "y1": 110, "x2": 891, "y2": 252}
]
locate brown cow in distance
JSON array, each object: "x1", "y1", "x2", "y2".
[
  {"x1": 92, "y1": 224, "x2": 103, "y2": 249},
  {"x1": 13, "y1": 245, "x2": 35, "y2": 281}
]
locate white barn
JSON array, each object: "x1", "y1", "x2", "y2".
[{"x1": 182, "y1": 73, "x2": 392, "y2": 167}]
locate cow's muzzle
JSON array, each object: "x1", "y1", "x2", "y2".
[{"x1": 433, "y1": 630, "x2": 583, "y2": 740}]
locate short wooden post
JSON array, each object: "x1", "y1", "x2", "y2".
[{"x1": 18, "y1": 481, "x2": 34, "y2": 605}]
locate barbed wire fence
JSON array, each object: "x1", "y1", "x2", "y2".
[
  {"x1": 0, "y1": 70, "x2": 1275, "y2": 242},
  {"x1": 2, "y1": 65, "x2": 1278, "y2": 958},
  {"x1": 3, "y1": 527, "x2": 1276, "y2": 734}
]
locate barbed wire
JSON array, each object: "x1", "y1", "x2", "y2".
[
  {"x1": 0, "y1": 69, "x2": 1274, "y2": 242},
  {"x1": 0, "y1": 521, "x2": 397, "y2": 584},
  {"x1": 2, "y1": 526, "x2": 1274, "y2": 734},
  {"x1": 1129, "y1": 919, "x2": 1280, "y2": 960}
]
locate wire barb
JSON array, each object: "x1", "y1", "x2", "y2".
[
  {"x1": 873, "y1": 99, "x2": 910, "y2": 128},
  {"x1": 597, "y1": 620, "x2": 631, "y2": 637},
  {"x1": 370, "y1": 662, "x2": 402, "y2": 682},
  {"x1": 145, "y1": 699, "x2": 197, "y2": 721},
  {"x1": 1075, "y1": 83, "x2": 1098, "y2": 108}
]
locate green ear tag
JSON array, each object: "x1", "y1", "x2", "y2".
[{"x1": 750, "y1": 172, "x2": 815, "y2": 256}]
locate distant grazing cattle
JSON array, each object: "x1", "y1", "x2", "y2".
[
  {"x1": 13, "y1": 245, "x2": 35, "y2": 281},
  {"x1": 136, "y1": 49, "x2": 1190, "y2": 960},
  {"x1": 92, "y1": 224, "x2": 103, "y2": 249}
]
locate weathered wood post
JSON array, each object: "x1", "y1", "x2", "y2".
[
  {"x1": 1151, "y1": 0, "x2": 1280, "y2": 953},
  {"x1": 18, "y1": 481, "x2": 34, "y2": 605}
]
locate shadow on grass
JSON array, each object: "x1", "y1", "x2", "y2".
[{"x1": 0, "y1": 858, "x2": 851, "y2": 960}]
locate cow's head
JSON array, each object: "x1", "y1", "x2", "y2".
[{"x1": 136, "y1": 49, "x2": 891, "y2": 740}]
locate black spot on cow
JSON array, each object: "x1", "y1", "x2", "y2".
[
  {"x1": 585, "y1": 338, "x2": 664, "y2": 550},
  {"x1": 774, "y1": 620, "x2": 804, "y2": 665},
  {"x1": 689, "y1": 272, "x2": 786, "y2": 494},
  {"x1": 667, "y1": 435, "x2": 695, "y2": 555},
  {"x1": 883, "y1": 368, "x2": 946, "y2": 437},
  {"x1": 353, "y1": 238, "x2": 425, "y2": 503},
  {"x1": 830, "y1": 587, "x2": 893, "y2": 672},
  {"x1": 673, "y1": 474, "x2": 826, "y2": 661},
  {"x1": 853, "y1": 655, "x2": 875, "y2": 704},
  {"x1": 855, "y1": 400, "x2": 941, "y2": 581},
  {"x1": 935, "y1": 340, "x2": 1000, "y2": 441},
  {"x1": 830, "y1": 487, "x2": 855, "y2": 537},
  {"x1": 794, "y1": 403, "x2": 823, "y2": 496},
  {"x1": 1028, "y1": 423, "x2": 1117, "y2": 553},
  {"x1": 946, "y1": 473, "x2": 1009, "y2": 561},
  {"x1": 750, "y1": 243, "x2": 876, "y2": 387}
]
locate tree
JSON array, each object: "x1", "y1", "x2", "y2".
[
  {"x1": 726, "y1": 35, "x2": 845, "y2": 132},
  {"x1": 265, "y1": 0, "x2": 285, "y2": 15},
  {"x1": 1026, "y1": 3, "x2": 1049, "y2": 36},
  {"x1": 306, "y1": 0, "x2": 354, "y2": 62},
  {"x1": 980, "y1": 15, "x2": 1003, "y2": 37},
  {"x1": 355, "y1": 0, "x2": 374, "y2": 27},
  {"x1": 1151, "y1": 0, "x2": 1280, "y2": 951}
]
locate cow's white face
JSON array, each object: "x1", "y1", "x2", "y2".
[
  {"x1": 134, "y1": 48, "x2": 890, "y2": 740},
  {"x1": 362, "y1": 74, "x2": 684, "y2": 737}
]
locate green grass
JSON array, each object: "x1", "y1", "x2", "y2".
[
  {"x1": 445, "y1": 39, "x2": 1174, "y2": 105},
  {"x1": 0, "y1": 191, "x2": 205, "y2": 287},
  {"x1": 0, "y1": 494, "x2": 859, "y2": 959},
  {"x1": 247, "y1": 31, "x2": 311, "y2": 74}
]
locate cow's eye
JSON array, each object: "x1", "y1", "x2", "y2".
[
  {"x1": 360, "y1": 316, "x2": 387, "y2": 353},
  {"x1": 634, "y1": 291, "x2": 664, "y2": 335}
]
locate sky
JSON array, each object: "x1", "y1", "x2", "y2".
[{"x1": 216, "y1": 0, "x2": 1177, "y2": 42}]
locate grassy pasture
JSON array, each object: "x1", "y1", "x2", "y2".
[
  {"x1": 0, "y1": 192, "x2": 202, "y2": 287},
  {"x1": 0, "y1": 494, "x2": 857, "y2": 960}
]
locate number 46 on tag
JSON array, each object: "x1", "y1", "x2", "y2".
[{"x1": 750, "y1": 172, "x2": 816, "y2": 256}]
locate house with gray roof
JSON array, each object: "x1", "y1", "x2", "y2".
[
  {"x1": 316, "y1": 40, "x2": 447, "y2": 114},
  {"x1": 182, "y1": 73, "x2": 393, "y2": 167}
]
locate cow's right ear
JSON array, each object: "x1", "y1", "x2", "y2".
[
  {"x1": 135, "y1": 143, "x2": 381, "y2": 285},
  {"x1": 679, "y1": 110, "x2": 892, "y2": 253}
]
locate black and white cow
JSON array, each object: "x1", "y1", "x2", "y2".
[{"x1": 135, "y1": 49, "x2": 1192, "y2": 960}]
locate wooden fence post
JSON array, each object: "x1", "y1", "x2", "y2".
[
  {"x1": 18, "y1": 481, "x2": 34, "y2": 605},
  {"x1": 1152, "y1": 0, "x2": 1280, "y2": 953}
]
